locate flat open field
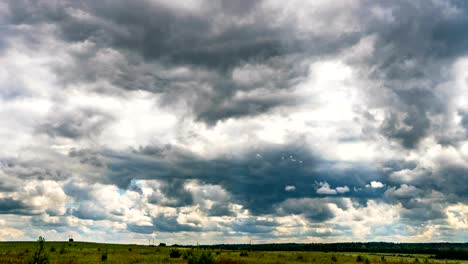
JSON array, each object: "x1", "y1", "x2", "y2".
[{"x1": 0, "y1": 241, "x2": 467, "y2": 264}]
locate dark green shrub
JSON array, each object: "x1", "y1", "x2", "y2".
[
  {"x1": 49, "y1": 247, "x2": 55, "y2": 253},
  {"x1": 187, "y1": 251, "x2": 214, "y2": 264},
  {"x1": 239, "y1": 252, "x2": 248, "y2": 257},
  {"x1": 59, "y1": 248, "x2": 66, "y2": 254},
  {"x1": 26, "y1": 236, "x2": 50, "y2": 264},
  {"x1": 169, "y1": 249, "x2": 182, "y2": 258},
  {"x1": 101, "y1": 252, "x2": 108, "y2": 262},
  {"x1": 357, "y1": 255, "x2": 364, "y2": 262},
  {"x1": 331, "y1": 255, "x2": 337, "y2": 262},
  {"x1": 183, "y1": 250, "x2": 194, "y2": 260}
]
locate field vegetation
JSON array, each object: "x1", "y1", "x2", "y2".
[{"x1": 0, "y1": 238, "x2": 467, "y2": 264}]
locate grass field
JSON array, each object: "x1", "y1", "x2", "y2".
[{"x1": 0, "y1": 241, "x2": 467, "y2": 264}]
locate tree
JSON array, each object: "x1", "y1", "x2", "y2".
[{"x1": 26, "y1": 236, "x2": 50, "y2": 264}]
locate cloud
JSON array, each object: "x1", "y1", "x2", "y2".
[
  {"x1": 276, "y1": 198, "x2": 335, "y2": 222},
  {"x1": 0, "y1": 198, "x2": 28, "y2": 214},
  {"x1": 385, "y1": 184, "x2": 420, "y2": 199},
  {"x1": 317, "y1": 182, "x2": 350, "y2": 195},
  {"x1": 336, "y1": 186, "x2": 350, "y2": 194},
  {"x1": 37, "y1": 108, "x2": 114, "y2": 140},
  {"x1": 370, "y1": 181, "x2": 384, "y2": 188},
  {"x1": 317, "y1": 182, "x2": 338, "y2": 195},
  {"x1": 0, "y1": 0, "x2": 468, "y2": 243}
]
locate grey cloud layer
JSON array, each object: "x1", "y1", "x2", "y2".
[{"x1": 1, "y1": 0, "x2": 468, "y2": 242}]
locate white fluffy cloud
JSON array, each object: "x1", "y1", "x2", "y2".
[{"x1": 316, "y1": 182, "x2": 350, "y2": 195}]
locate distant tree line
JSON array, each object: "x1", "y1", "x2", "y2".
[{"x1": 176, "y1": 242, "x2": 468, "y2": 259}]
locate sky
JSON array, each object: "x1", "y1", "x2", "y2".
[{"x1": 0, "y1": 0, "x2": 467, "y2": 244}]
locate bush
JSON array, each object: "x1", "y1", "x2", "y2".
[
  {"x1": 49, "y1": 247, "x2": 55, "y2": 253},
  {"x1": 239, "y1": 252, "x2": 248, "y2": 257},
  {"x1": 435, "y1": 250, "x2": 468, "y2": 260},
  {"x1": 59, "y1": 248, "x2": 66, "y2": 254},
  {"x1": 169, "y1": 249, "x2": 182, "y2": 258},
  {"x1": 331, "y1": 255, "x2": 337, "y2": 262},
  {"x1": 101, "y1": 252, "x2": 108, "y2": 262},
  {"x1": 183, "y1": 250, "x2": 194, "y2": 260},
  {"x1": 26, "y1": 236, "x2": 50, "y2": 264},
  {"x1": 187, "y1": 251, "x2": 215, "y2": 264},
  {"x1": 357, "y1": 255, "x2": 364, "y2": 262}
]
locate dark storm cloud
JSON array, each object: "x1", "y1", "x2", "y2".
[
  {"x1": 5, "y1": 3, "x2": 277, "y2": 78},
  {"x1": 57, "y1": 1, "x2": 281, "y2": 70},
  {"x1": 206, "y1": 203, "x2": 235, "y2": 217},
  {"x1": 128, "y1": 214, "x2": 203, "y2": 234},
  {"x1": 0, "y1": 198, "x2": 28, "y2": 214},
  {"x1": 5, "y1": 0, "x2": 468, "y2": 135},
  {"x1": 101, "y1": 142, "x2": 384, "y2": 216},
  {"x1": 126, "y1": 224, "x2": 155, "y2": 235},
  {"x1": 360, "y1": 1, "x2": 468, "y2": 148},
  {"x1": 3, "y1": 0, "x2": 360, "y2": 124},
  {"x1": 92, "y1": 141, "x2": 466, "y2": 226},
  {"x1": 401, "y1": 206, "x2": 447, "y2": 222},
  {"x1": 69, "y1": 202, "x2": 109, "y2": 221},
  {"x1": 147, "y1": 179, "x2": 193, "y2": 207},
  {"x1": 151, "y1": 214, "x2": 202, "y2": 233},
  {"x1": 230, "y1": 218, "x2": 278, "y2": 234},
  {"x1": 68, "y1": 148, "x2": 108, "y2": 168},
  {"x1": 383, "y1": 184, "x2": 447, "y2": 222},
  {"x1": 276, "y1": 198, "x2": 335, "y2": 222},
  {"x1": 385, "y1": 163, "x2": 468, "y2": 203},
  {"x1": 194, "y1": 91, "x2": 298, "y2": 124},
  {"x1": 435, "y1": 166, "x2": 468, "y2": 198},
  {"x1": 1, "y1": 159, "x2": 71, "y2": 182},
  {"x1": 380, "y1": 89, "x2": 444, "y2": 148}
]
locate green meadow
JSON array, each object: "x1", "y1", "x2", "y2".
[{"x1": 1, "y1": 241, "x2": 468, "y2": 264}]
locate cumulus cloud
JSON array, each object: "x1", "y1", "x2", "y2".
[
  {"x1": 370, "y1": 181, "x2": 385, "y2": 188},
  {"x1": 336, "y1": 186, "x2": 351, "y2": 194},
  {"x1": 317, "y1": 182, "x2": 350, "y2": 195},
  {"x1": 385, "y1": 184, "x2": 420, "y2": 199}
]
